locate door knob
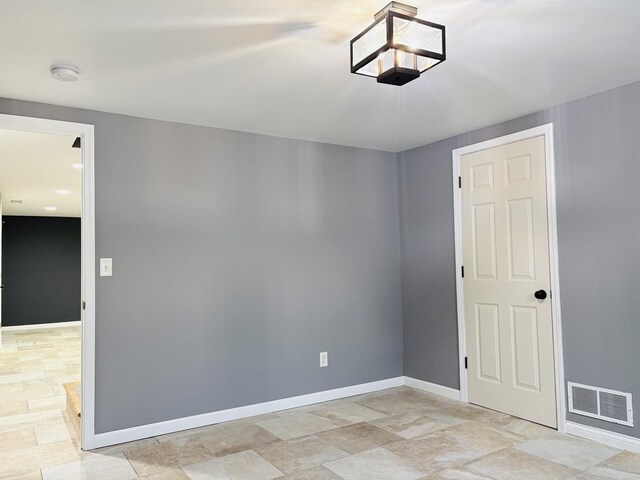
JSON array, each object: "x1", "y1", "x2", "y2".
[{"x1": 534, "y1": 289, "x2": 547, "y2": 300}]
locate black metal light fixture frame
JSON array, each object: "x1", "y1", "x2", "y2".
[{"x1": 350, "y1": 2, "x2": 446, "y2": 86}]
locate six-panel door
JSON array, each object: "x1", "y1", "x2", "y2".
[{"x1": 461, "y1": 135, "x2": 557, "y2": 428}]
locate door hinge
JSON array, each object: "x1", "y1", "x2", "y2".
[
  {"x1": 465, "y1": 357, "x2": 468, "y2": 369},
  {"x1": 461, "y1": 266, "x2": 464, "y2": 278},
  {"x1": 458, "y1": 176, "x2": 462, "y2": 188},
  {"x1": 82, "y1": 301, "x2": 86, "y2": 310}
]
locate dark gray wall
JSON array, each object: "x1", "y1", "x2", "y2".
[
  {"x1": 399, "y1": 80, "x2": 640, "y2": 438},
  {"x1": 0, "y1": 98, "x2": 403, "y2": 434},
  {"x1": 2, "y1": 216, "x2": 81, "y2": 327}
]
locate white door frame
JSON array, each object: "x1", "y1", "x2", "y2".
[
  {"x1": 0, "y1": 113, "x2": 96, "y2": 449},
  {"x1": 452, "y1": 123, "x2": 566, "y2": 433}
]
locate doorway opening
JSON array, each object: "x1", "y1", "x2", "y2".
[
  {"x1": 0, "y1": 114, "x2": 95, "y2": 450},
  {"x1": 452, "y1": 124, "x2": 566, "y2": 432}
]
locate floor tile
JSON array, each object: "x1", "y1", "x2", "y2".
[
  {"x1": 514, "y1": 435, "x2": 619, "y2": 470},
  {"x1": 574, "y1": 464, "x2": 640, "y2": 479},
  {"x1": 41, "y1": 452, "x2": 138, "y2": 480},
  {"x1": 325, "y1": 447, "x2": 427, "y2": 480},
  {"x1": 442, "y1": 421, "x2": 523, "y2": 454},
  {"x1": 280, "y1": 465, "x2": 343, "y2": 479},
  {"x1": 34, "y1": 422, "x2": 74, "y2": 445},
  {"x1": 491, "y1": 416, "x2": 558, "y2": 440},
  {"x1": 257, "y1": 413, "x2": 339, "y2": 440},
  {"x1": 355, "y1": 389, "x2": 444, "y2": 416},
  {"x1": 256, "y1": 434, "x2": 348, "y2": 474},
  {"x1": 603, "y1": 451, "x2": 640, "y2": 474},
  {"x1": 422, "y1": 466, "x2": 497, "y2": 479},
  {"x1": 139, "y1": 469, "x2": 192, "y2": 479},
  {"x1": 467, "y1": 448, "x2": 577, "y2": 480},
  {"x1": 384, "y1": 432, "x2": 485, "y2": 474},
  {"x1": 124, "y1": 439, "x2": 214, "y2": 476},
  {"x1": 317, "y1": 422, "x2": 403, "y2": 454},
  {"x1": 370, "y1": 410, "x2": 450, "y2": 439},
  {"x1": 0, "y1": 427, "x2": 38, "y2": 452},
  {"x1": 309, "y1": 402, "x2": 387, "y2": 426},
  {"x1": 182, "y1": 449, "x2": 283, "y2": 480},
  {"x1": 195, "y1": 422, "x2": 280, "y2": 457}
]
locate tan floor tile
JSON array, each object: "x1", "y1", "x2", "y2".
[
  {"x1": 194, "y1": 422, "x2": 280, "y2": 457},
  {"x1": 442, "y1": 421, "x2": 523, "y2": 454},
  {"x1": 356, "y1": 389, "x2": 445, "y2": 416},
  {"x1": 0, "y1": 439, "x2": 89, "y2": 478},
  {"x1": 0, "y1": 400, "x2": 29, "y2": 416},
  {"x1": 0, "y1": 410, "x2": 65, "y2": 433},
  {"x1": 427, "y1": 404, "x2": 508, "y2": 426},
  {"x1": 257, "y1": 413, "x2": 339, "y2": 440},
  {"x1": 421, "y1": 466, "x2": 497, "y2": 479},
  {"x1": 325, "y1": 447, "x2": 427, "y2": 480},
  {"x1": 491, "y1": 416, "x2": 558, "y2": 440},
  {"x1": 308, "y1": 402, "x2": 387, "y2": 426},
  {"x1": 370, "y1": 410, "x2": 450, "y2": 439},
  {"x1": 467, "y1": 448, "x2": 577, "y2": 480},
  {"x1": 256, "y1": 434, "x2": 348, "y2": 474},
  {"x1": 0, "y1": 428, "x2": 38, "y2": 452},
  {"x1": 124, "y1": 439, "x2": 214, "y2": 476},
  {"x1": 384, "y1": 432, "x2": 485, "y2": 474},
  {"x1": 139, "y1": 469, "x2": 191, "y2": 480},
  {"x1": 514, "y1": 435, "x2": 619, "y2": 470},
  {"x1": 575, "y1": 464, "x2": 640, "y2": 479},
  {"x1": 317, "y1": 422, "x2": 403, "y2": 454},
  {"x1": 603, "y1": 451, "x2": 640, "y2": 474},
  {"x1": 40, "y1": 452, "x2": 138, "y2": 480},
  {"x1": 34, "y1": 422, "x2": 74, "y2": 445},
  {"x1": 182, "y1": 449, "x2": 283, "y2": 480},
  {"x1": 280, "y1": 465, "x2": 343, "y2": 479}
]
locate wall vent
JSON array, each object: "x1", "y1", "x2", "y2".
[{"x1": 568, "y1": 382, "x2": 633, "y2": 427}]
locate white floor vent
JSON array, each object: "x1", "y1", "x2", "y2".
[{"x1": 568, "y1": 382, "x2": 633, "y2": 426}]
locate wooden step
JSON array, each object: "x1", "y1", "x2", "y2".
[{"x1": 64, "y1": 381, "x2": 81, "y2": 439}]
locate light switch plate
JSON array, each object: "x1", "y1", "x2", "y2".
[{"x1": 100, "y1": 258, "x2": 113, "y2": 277}]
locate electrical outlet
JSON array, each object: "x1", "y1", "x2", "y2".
[{"x1": 320, "y1": 352, "x2": 328, "y2": 367}]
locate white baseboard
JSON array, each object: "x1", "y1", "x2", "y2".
[
  {"x1": 565, "y1": 421, "x2": 640, "y2": 453},
  {"x1": 89, "y1": 376, "x2": 404, "y2": 449},
  {"x1": 403, "y1": 376, "x2": 461, "y2": 401},
  {"x1": 2, "y1": 321, "x2": 81, "y2": 332}
]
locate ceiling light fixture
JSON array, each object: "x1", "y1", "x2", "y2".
[
  {"x1": 350, "y1": 1, "x2": 446, "y2": 86},
  {"x1": 45, "y1": 206, "x2": 57, "y2": 211},
  {"x1": 50, "y1": 64, "x2": 79, "y2": 82},
  {"x1": 56, "y1": 189, "x2": 71, "y2": 195}
]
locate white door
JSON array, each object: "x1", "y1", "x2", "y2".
[{"x1": 461, "y1": 135, "x2": 557, "y2": 427}]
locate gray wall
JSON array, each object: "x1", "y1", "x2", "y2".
[
  {"x1": 0, "y1": 98, "x2": 404, "y2": 434},
  {"x1": 399, "y1": 80, "x2": 640, "y2": 438}
]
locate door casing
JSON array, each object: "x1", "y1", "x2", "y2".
[
  {"x1": 0, "y1": 113, "x2": 96, "y2": 449},
  {"x1": 452, "y1": 123, "x2": 566, "y2": 433}
]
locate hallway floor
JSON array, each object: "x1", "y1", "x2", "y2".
[{"x1": 1, "y1": 326, "x2": 640, "y2": 479}]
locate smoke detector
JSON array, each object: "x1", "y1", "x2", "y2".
[{"x1": 50, "y1": 65, "x2": 79, "y2": 82}]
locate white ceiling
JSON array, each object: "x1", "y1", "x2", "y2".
[
  {"x1": 0, "y1": 129, "x2": 81, "y2": 217},
  {"x1": 1, "y1": 1, "x2": 639, "y2": 152}
]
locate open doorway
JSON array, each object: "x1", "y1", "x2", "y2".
[{"x1": 0, "y1": 114, "x2": 95, "y2": 450}]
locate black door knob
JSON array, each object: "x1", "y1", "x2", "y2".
[{"x1": 534, "y1": 289, "x2": 547, "y2": 300}]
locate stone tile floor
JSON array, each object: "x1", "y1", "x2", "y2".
[{"x1": 2, "y1": 326, "x2": 640, "y2": 479}]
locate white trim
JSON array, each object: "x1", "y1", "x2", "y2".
[
  {"x1": 404, "y1": 376, "x2": 461, "y2": 401},
  {"x1": 566, "y1": 421, "x2": 640, "y2": 453},
  {"x1": 0, "y1": 114, "x2": 96, "y2": 450},
  {"x1": 92, "y1": 377, "x2": 404, "y2": 448},
  {"x1": 451, "y1": 124, "x2": 566, "y2": 433},
  {"x1": 2, "y1": 321, "x2": 81, "y2": 331}
]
